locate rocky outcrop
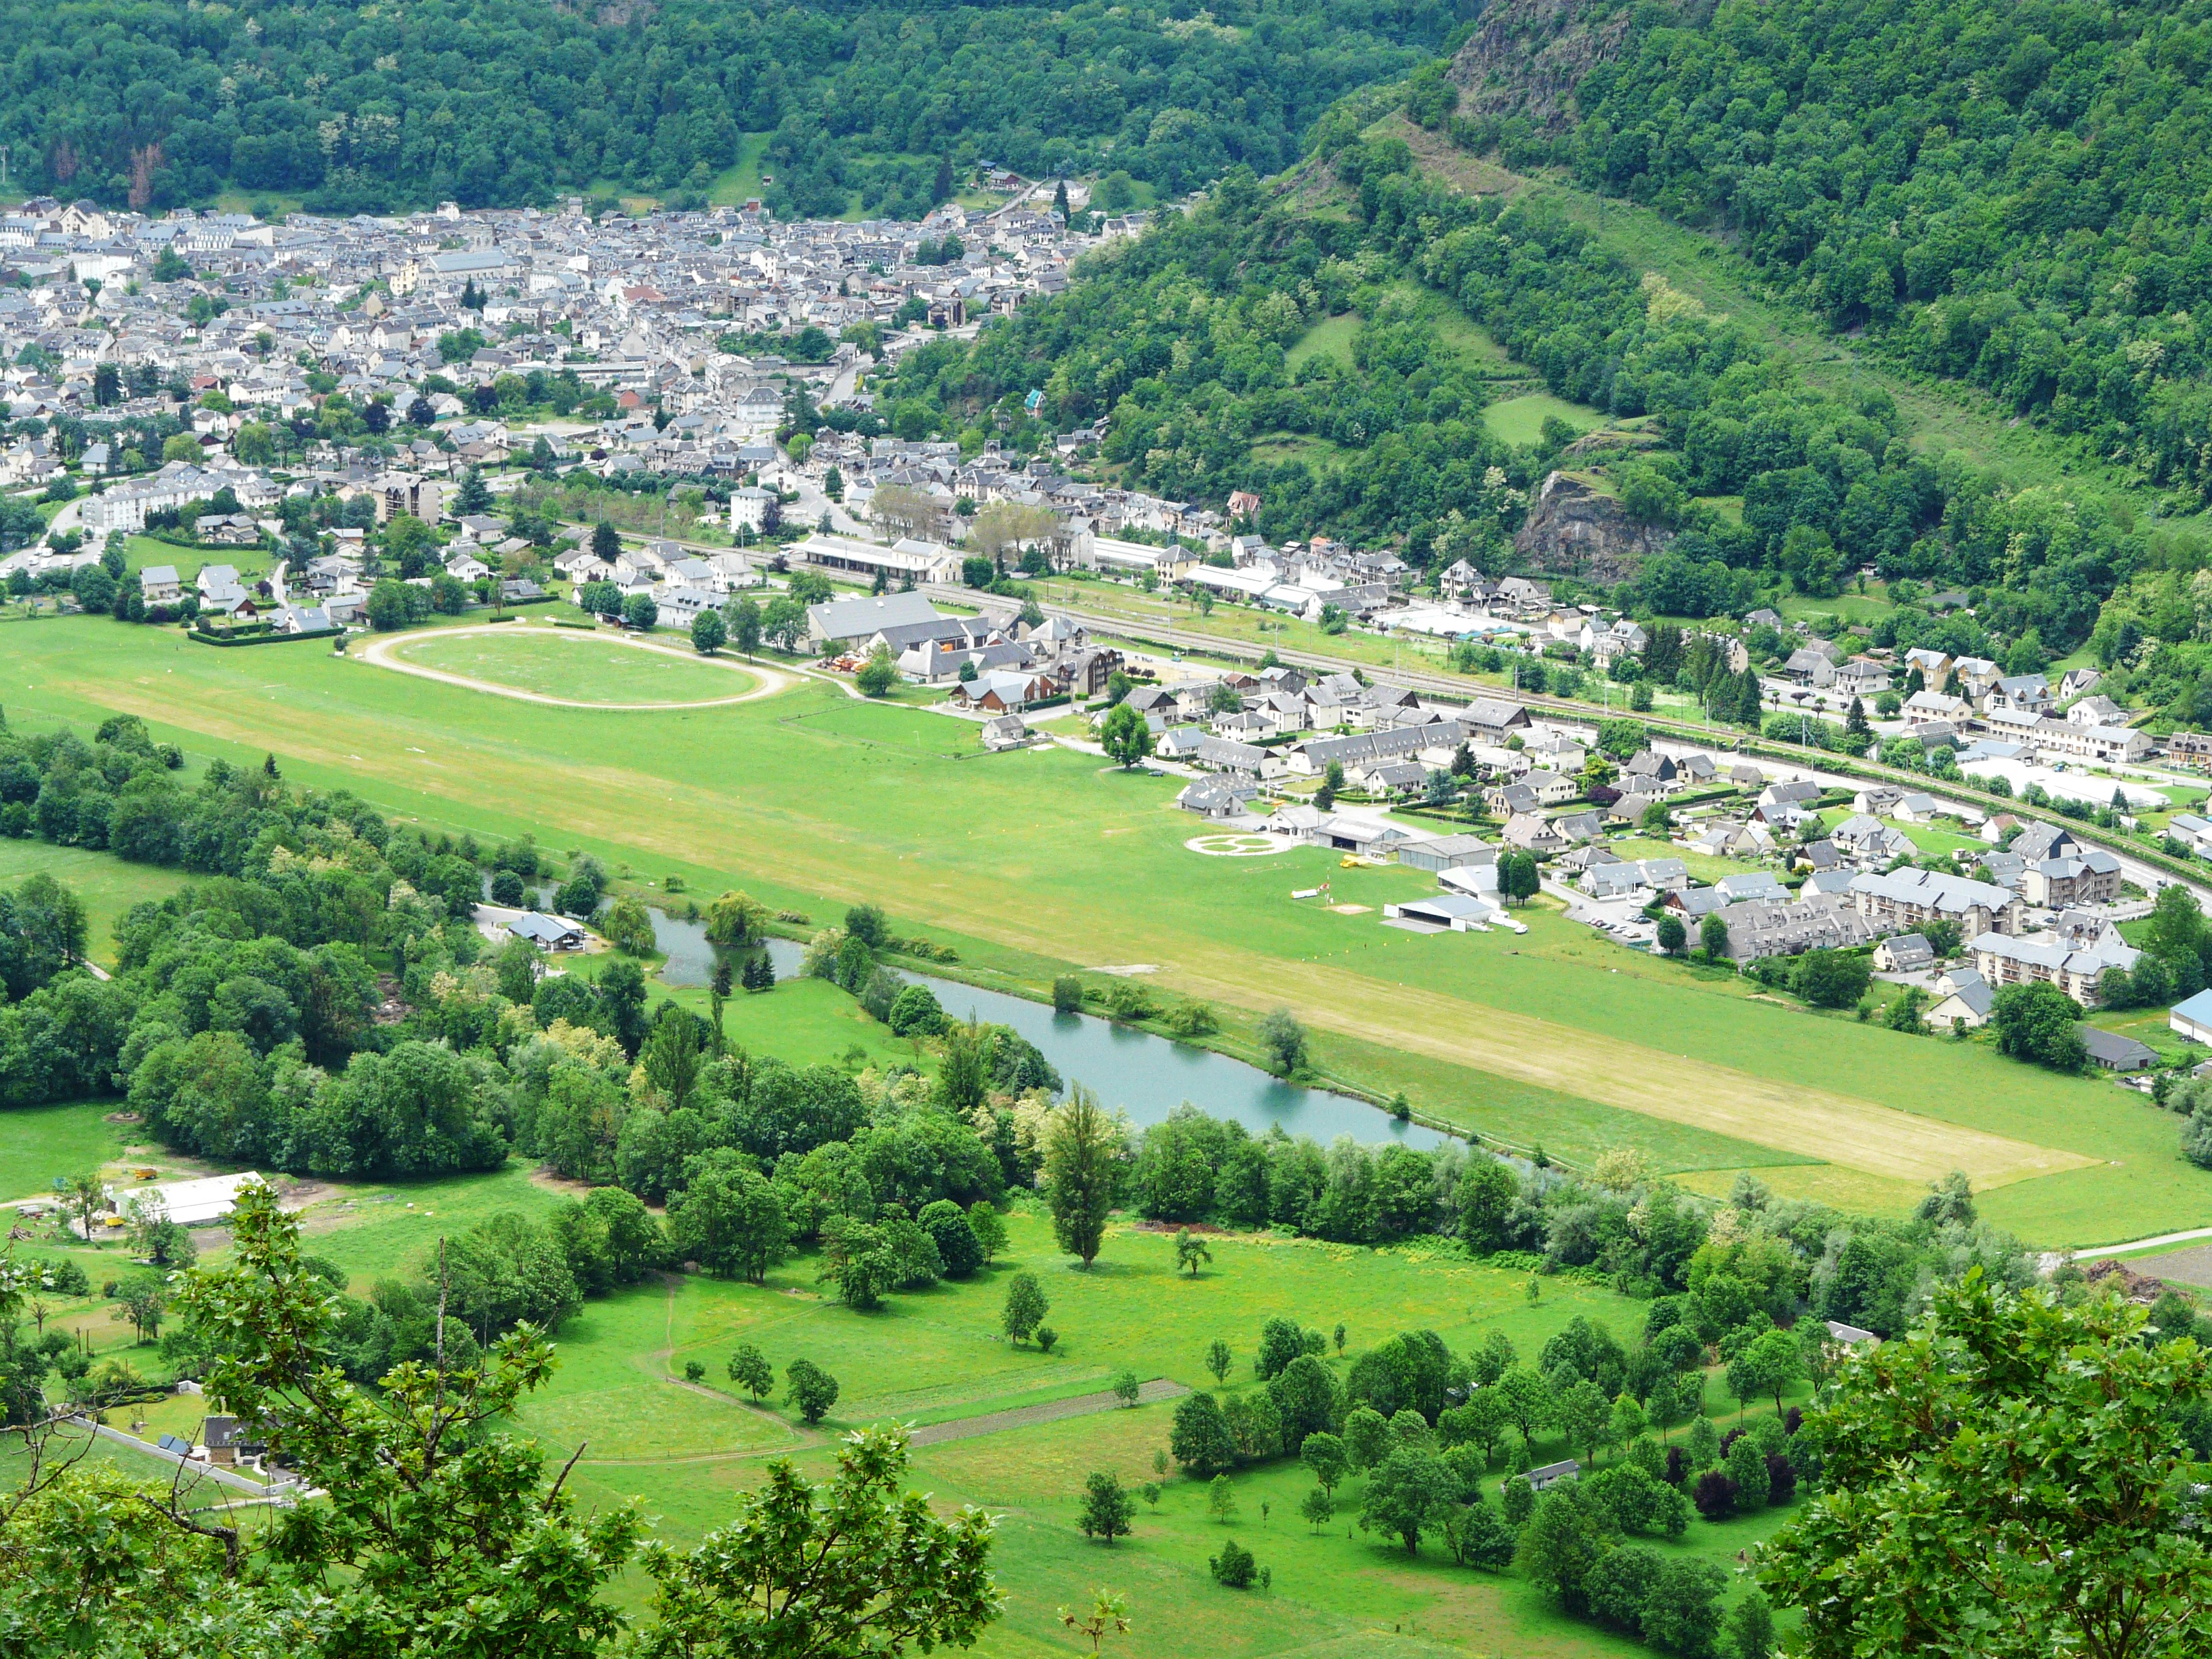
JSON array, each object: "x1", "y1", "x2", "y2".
[
  {"x1": 1513, "y1": 470, "x2": 1671, "y2": 583},
  {"x1": 1448, "y1": 0, "x2": 1677, "y2": 133}
]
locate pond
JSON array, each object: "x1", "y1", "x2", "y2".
[{"x1": 647, "y1": 909, "x2": 1446, "y2": 1149}]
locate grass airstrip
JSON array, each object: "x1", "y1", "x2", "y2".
[{"x1": 2, "y1": 611, "x2": 2205, "y2": 1244}]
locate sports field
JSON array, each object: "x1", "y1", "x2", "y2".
[
  {"x1": 382, "y1": 625, "x2": 766, "y2": 707},
  {"x1": 7, "y1": 614, "x2": 2208, "y2": 1244}
]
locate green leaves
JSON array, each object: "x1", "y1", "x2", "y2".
[{"x1": 1763, "y1": 1268, "x2": 2212, "y2": 1659}]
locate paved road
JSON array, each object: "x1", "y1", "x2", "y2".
[{"x1": 906, "y1": 1378, "x2": 1188, "y2": 1448}]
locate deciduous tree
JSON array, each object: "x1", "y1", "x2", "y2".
[
  {"x1": 1044, "y1": 1085, "x2": 1118, "y2": 1268},
  {"x1": 1763, "y1": 1269, "x2": 2212, "y2": 1659}
]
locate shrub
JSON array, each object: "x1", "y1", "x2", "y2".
[
  {"x1": 1208, "y1": 1537, "x2": 1256, "y2": 1588},
  {"x1": 785, "y1": 1358, "x2": 839, "y2": 1424}
]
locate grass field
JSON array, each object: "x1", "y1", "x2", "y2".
[
  {"x1": 1285, "y1": 313, "x2": 1361, "y2": 371},
  {"x1": 7, "y1": 615, "x2": 2209, "y2": 1243},
  {"x1": 283, "y1": 1197, "x2": 1797, "y2": 1650},
  {"x1": 393, "y1": 630, "x2": 759, "y2": 705},
  {"x1": 1482, "y1": 393, "x2": 1605, "y2": 447},
  {"x1": 0, "y1": 1101, "x2": 128, "y2": 1202},
  {"x1": 0, "y1": 839, "x2": 183, "y2": 964}
]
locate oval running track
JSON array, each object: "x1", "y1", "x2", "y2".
[{"x1": 357, "y1": 620, "x2": 804, "y2": 710}]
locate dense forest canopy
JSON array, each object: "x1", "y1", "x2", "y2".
[
  {"x1": 1464, "y1": 0, "x2": 2212, "y2": 508},
  {"x1": 0, "y1": 0, "x2": 1473, "y2": 217}
]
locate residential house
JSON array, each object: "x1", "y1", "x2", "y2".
[
  {"x1": 956, "y1": 670, "x2": 1055, "y2": 713},
  {"x1": 1465, "y1": 699, "x2": 1533, "y2": 743},
  {"x1": 506, "y1": 912, "x2": 587, "y2": 951},
  {"x1": 1500, "y1": 813, "x2": 1568, "y2": 855},
  {"x1": 1715, "y1": 871, "x2": 1790, "y2": 904},
  {"x1": 2169, "y1": 732, "x2": 2212, "y2": 771},
  {"x1": 2011, "y1": 823, "x2": 2082, "y2": 863},
  {"x1": 1830, "y1": 813, "x2": 1914, "y2": 864},
  {"x1": 2021, "y1": 851, "x2": 2123, "y2": 909},
  {"x1": 1176, "y1": 776, "x2": 1261, "y2": 817},
  {"x1": 1782, "y1": 647, "x2": 1838, "y2": 688},
  {"x1": 1988, "y1": 673, "x2": 2052, "y2": 715},
  {"x1": 1873, "y1": 934, "x2": 1936, "y2": 974},
  {"x1": 1926, "y1": 966, "x2": 1994, "y2": 1029},
  {"x1": 1835, "y1": 659, "x2": 1891, "y2": 698},
  {"x1": 1711, "y1": 893, "x2": 1877, "y2": 961}
]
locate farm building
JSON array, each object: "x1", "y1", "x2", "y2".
[
  {"x1": 2082, "y1": 1028, "x2": 2159, "y2": 1072},
  {"x1": 2173, "y1": 989, "x2": 2212, "y2": 1045},
  {"x1": 98, "y1": 1172, "x2": 268, "y2": 1235}
]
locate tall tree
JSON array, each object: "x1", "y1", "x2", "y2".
[{"x1": 1044, "y1": 1085, "x2": 1119, "y2": 1269}]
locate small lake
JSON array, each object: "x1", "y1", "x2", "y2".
[{"x1": 648, "y1": 909, "x2": 1445, "y2": 1149}]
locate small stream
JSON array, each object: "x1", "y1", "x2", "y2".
[{"x1": 648, "y1": 908, "x2": 1444, "y2": 1148}]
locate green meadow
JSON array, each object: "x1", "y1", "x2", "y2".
[
  {"x1": 3, "y1": 612, "x2": 2207, "y2": 1243},
  {"x1": 130, "y1": 1173, "x2": 1805, "y2": 1654},
  {"x1": 1481, "y1": 394, "x2": 1605, "y2": 447},
  {"x1": 0, "y1": 836, "x2": 182, "y2": 965}
]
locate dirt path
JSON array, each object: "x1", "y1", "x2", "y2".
[
  {"x1": 357, "y1": 620, "x2": 803, "y2": 710},
  {"x1": 907, "y1": 1379, "x2": 1188, "y2": 1448}
]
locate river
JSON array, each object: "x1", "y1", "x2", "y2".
[{"x1": 647, "y1": 908, "x2": 1445, "y2": 1149}]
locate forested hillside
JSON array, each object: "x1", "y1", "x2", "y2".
[
  {"x1": 891, "y1": 140, "x2": 2137, "y2": 656},
  {"x1": 1452, "y1": 0, "x2": 2212, "y2": 508},
  {"x1": 0, "y1": 0, "x2": 1470, "y2": 216}
]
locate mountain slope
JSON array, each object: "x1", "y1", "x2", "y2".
[{"x1": 1447, "y1": 0, "x2": 2212, "y2": 512}]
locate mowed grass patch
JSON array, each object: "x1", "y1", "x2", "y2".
[
  {"x1": 923, "y1": 1418, "x2": 1798, "y2": 1659},
  {"x1": 650, "y1": 1211, "x2": 1643, "y2": 1429},
  {"x1": 392, "y1": 628, "x2": 758, "y2": 705},
  {"x1": 9, "y1": 617, "x2": 2200, "y2": 1240},
  {"x1": 0, "y1": 837, "x2": 184, "y2": 963},
  {"x1": 0, "y1": 1100, "x2": 127, "y2": 1200},
  {"x1": 689, "y1": 972, "x2": 926, "y2": 1072},
  {"x1": 1482, "y1": 392, "x2": 1604, "y2": 446},
  {"x1": 289, "y1": 1162, "x2": 570, "y2": 1282},
  {"x1": 1284, "y1": 312, "x2": 1360, "y2": 370}
]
